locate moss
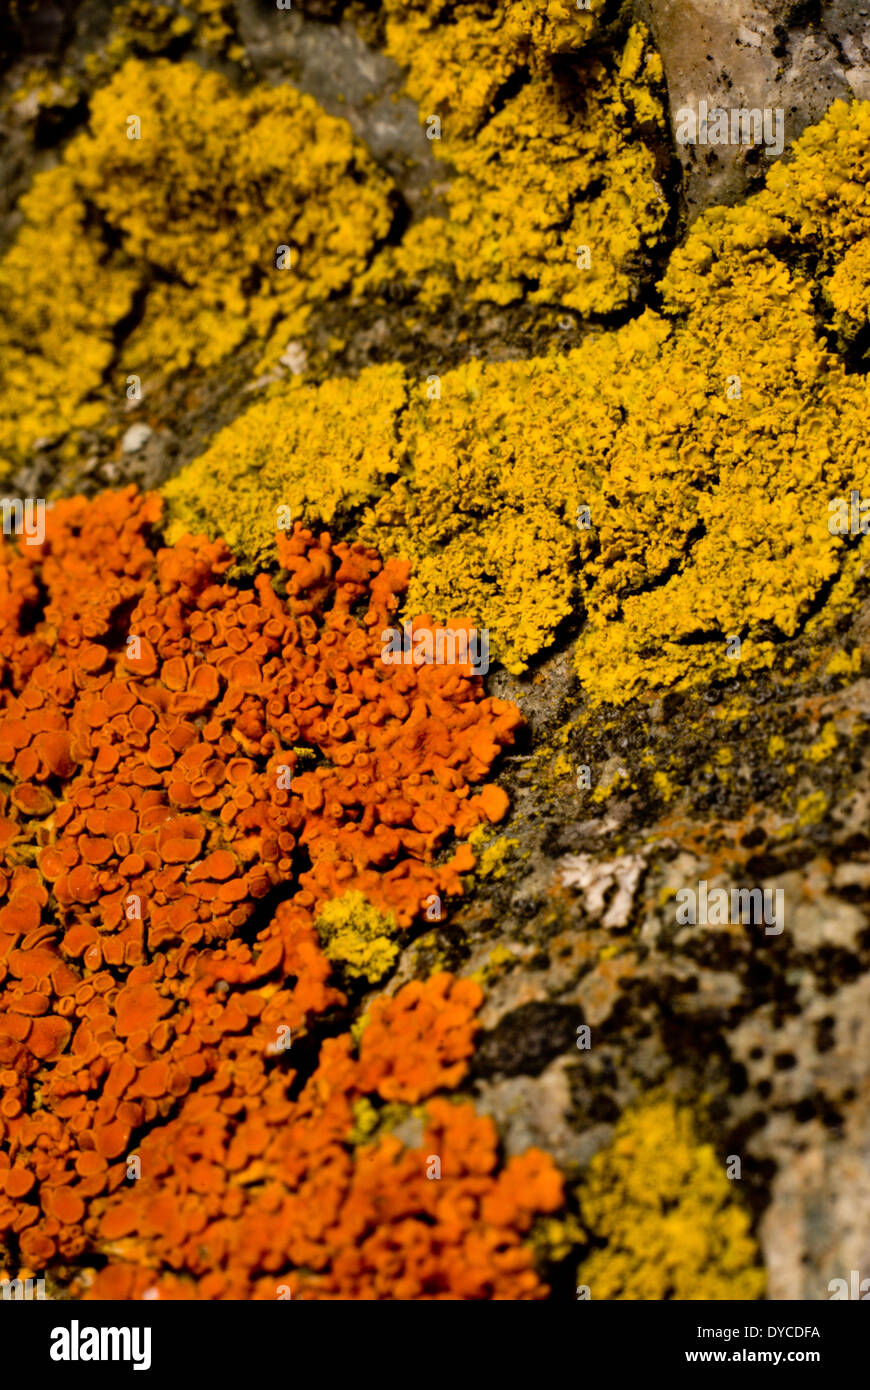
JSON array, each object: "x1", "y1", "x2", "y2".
[
  {"x1": 164, "y1": 365, "x2": 407, "y2": 571},
  {"x1": 0, "y1": 58, "x2": 393, "y2": 470},
  {"x1": 314, "y1": 891, "x2": 400, "y2": 983},
  {"x1": 362, "y1": 14, "x2": 670, "y2": 317},
  {"x1": 576, "y1": 1098, "x2": 764, "y2": 1300}
]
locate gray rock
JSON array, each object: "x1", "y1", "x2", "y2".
[{"x1": 635, "y1": 0, "x2": 870, "y2": 216}]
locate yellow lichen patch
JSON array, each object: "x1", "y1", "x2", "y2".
[
  {"x1": 0, "y1": 166, "x2": 139, "y2": 475},
  {"x1": 82, "y1": 1, "x2": 195, "y2": 84},
  {"x1": 806, "y1": 720, "x2": 838, "y2": 763},
  {"x1": 825, "y1": 648, "x2": 861, "y2": 678},
  {"x1": 757, "y1": 98, "x2": 870, "y2": 283},
  {"x1": 379, "y1": 0, "x2": 601, "y2": 140},
  {"x1": 163, "y1": 365, "x2": 407, "y2": 571},
  {"x1": 469, "y1": 831, "x2": 522, "y2": 880},
  {"x1": 185, "y1": 0, "x2": 239, "y2": 55},
  {"x1": 796, "y1": 790, "x2": 828, "y2": 826},
  {"x1": 577, "y1": 1098, "x2": 764, "y2": 1300},
  {"x1": 572, "y1": 106, "x2": 870, "y2": 703},
  {"x1": 165, "y1": 97, "x2": 870, "y2": 701},
  {"x1": 314, "y1": 891, "x2": 400, "y2": 983},
  {"x1": 359, "y1": 350, "x2": 608, "y2": 671},
  {"x1": 361, "y1": 132, "x2": 870, "y2": 683},
  {"x1": 77, "y1": 59, "x2": 393, "y2": 372},
  {"x1": 828, "y1": 236, "x2": 870, "y2": 333},
  {"x1": 0, "y1": 58, "x2": 393, "y2": 470},
  {"x1": 363, "y1": 14, "x2": 669, "y2": 316}
]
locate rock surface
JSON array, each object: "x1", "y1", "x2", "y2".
[{"x1": 1, "y1": 0, "x2": 869, "y2": 1302}]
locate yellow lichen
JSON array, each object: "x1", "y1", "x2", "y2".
[
  {"x1": 77, "y1": 59, "x2": 393, "y2": 373},
  {"x1": 82, "y1": 1, "x2": 195, "y2": 84},
  {"x1": 164, "y1": 365, "x2": 407, "y2": 571},
  {"x1": 806, "y1": 720, "x2": 839, "y2": 762},
  {"x1": 0, "y1": 58, "x2": 393, "y2": 470},
  {"x1": 576, "y1": 1098, "x2": 764, "y2": 1300},
  {"x1": 162, "y1": 84, "x2": 870, "y2": 704},
  {"x1": 825, "y1": 648, "x2": 861, "y2": 677},
  {"x1": 796, "y1": 790, "x2": 828, "y2": 826},
  {"x1": 374, "y1": 102, "x2": 870, "y2": 691},
  {"x1": 359, "y1": 351, "x2": 603, "y2": 670},
  {"x1": 363, "y1": 13, "x2": 669, "y2": 317},
  {"x1": 0, "y1": 166, "x2": 139, "y2": 475},
  {"x1": 314, "y1": 891, "x2": 400, "y2": 983},
  {"x1": 469, "y1": 832, "x2": 521, "y2": 880}
]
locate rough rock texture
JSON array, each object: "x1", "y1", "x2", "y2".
[{"x1": 637, "y1": 0, "x2": 870, "y2": 215}]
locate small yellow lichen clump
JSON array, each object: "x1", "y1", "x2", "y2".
[
  {"x1": 577, "y1": 1099, "x2": 764, "y2": 1300},
  {"x1": 0, "y1": 57, "x2": 393, "y2": 472},
  {"x1": 83, "y1": 1, "x2": 195, "y2": 83},
  {"x1": 163, "y1": 364, "x2": 408, "y2": 572},
  {"x1": 363, "y1": 9, "x2": 669, "y2": 316},
  {"x1": 314, "y1": 891, "x2": 400, "y2": 983}
]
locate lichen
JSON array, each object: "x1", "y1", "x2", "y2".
[
  {"x1": 576, "y1": 1098, "x2": 764, "y2": 1300},
  {"x1": 0, "y1": 166, "x2": 139, "y2": 476},
  {"x1": 0, "y1": 488, "x2": 558, "y2": 1299},
  {"x1": 0, "y1": 58, "x2": 393, "y2": 471},
  {"x1": 314, "y1": 890, "x2": 399, "y2": 983},
  {"x1": 361, "y1": 101, "x2": 870, "y2": 693},
  {"x1": 468, "y1": 829, "x2": 522, "y2": 880},
  {"x1": 361, "y1": 11, "x2": 670, "y2": 317},
  {"x1": 358, "y1": 352, "x2": 603, "y2": 672},
  {"x1": 163, "y1": 365, "x2": 407, "y2": 573}
]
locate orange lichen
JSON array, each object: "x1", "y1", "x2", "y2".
[
  {"x1": 0, "y1": 487, "x2": 560, "y2": 1298},
  {"x1": 355, "y1": 973, "x2": 483, "y2": 1102},
  {"x1": 77, "y1": 964, "x2": 561, "y2": 1300}
]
